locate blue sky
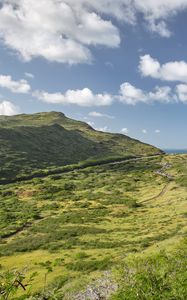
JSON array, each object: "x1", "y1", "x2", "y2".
[{"x1": 0, "y1": 1, "x2": 187, "y2": 149}]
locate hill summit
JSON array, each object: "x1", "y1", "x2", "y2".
[{"x1": 0, "y1": 111, "x2": 163, "y2": 180}]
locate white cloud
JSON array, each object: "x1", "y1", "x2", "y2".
[
  {"x1": 139, "y1": 55, "x2": 161, "y2": 78},
  {"x1": 0, "y1": 75, "x2": 31, "y2": 94},
  {"x1": 32, "y1": 79, "x2": 187, "y2": 107},
  {"x1": 33, "y1": 88, "x2": 113, "y2": 107},
  {"x1": 89, "y1": 111, "x2": 104, "y2": 117},
  {"x1": 121, "y1": 127, "x2": 129, "y2": 134},
  {"x1": 134, "y1": 0, "x2": 187, "y2": 36},
  {"x1": 134, "y1": 0, "x2": 187, "y2": 18},
  {"x1": 119, "y1": 82, "x2": 147, "y2": 105},
  {"x1": 0, "y1": 100, "x2": 19, "y2": 115},
  {"x1": 118, "y1": 82, "x2": 172, "y2": 105},
  {"x1": 142, "y1": 129, "x2": 147, "y2": 134},
  {"x1": 88, "y1": 111, "x2": 114, "y2": 119},
  {"x1": 147, "y1": 20, "x2": 171, "y2": 38},
  {"x1": 25, "y1": 72, "x2": 34, "y2": 79},
  {"x1": 149, "y1": 86, "x2": 172, "y2": 102},
  {"x1": 96, "y1": 126, "x2": 109, "y2": 132},
  {"x1": 139, "y1": 54, "x2": 187, "y2": 83},
  {"x1": 33, "y1": 81, "x2": 178, "y2": 107},
  {"x1": 87, "y1": 121, "x2": 95, "y2": 127},
  {"x1": 0, "y1": 1, "x2": 186, "y2": 65},
  {"x1": 176, "y1": 84, "x2": 187, "y2": 103},
  {"x1": 0, "y1": 0, "x2": 120, "y2": 64},
  {"x1": 155, "y1": 129, "x2": 161, "y2": 133}
]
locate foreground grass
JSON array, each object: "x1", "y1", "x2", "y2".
[
  {"x1": 111, "y1": 238, "x2": 187, "y2": 300},
  {"x1": 0, "y1": 154, "x2": 187, "y2": 299}
]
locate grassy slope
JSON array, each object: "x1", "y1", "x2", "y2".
[
  {"x1": 0, "y1": 154, "x2": 187, "y2": 299},
  {"x1": 0, "y1": 112, "x2": 162, "y2": 180}
]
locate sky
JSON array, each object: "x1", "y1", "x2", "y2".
[{"x1": 0, "y1": 1, "x2": 187, "y2": 149}]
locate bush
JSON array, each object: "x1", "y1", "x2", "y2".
[{"x1": 63, "y1": 182, "x2": 76, "y2": 191}]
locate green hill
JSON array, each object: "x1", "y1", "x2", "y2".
[{"x1": 0, "y1": 111, "x2": 163, "y2": 180}]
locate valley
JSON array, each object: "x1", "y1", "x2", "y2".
[{"x1": 0, "y1": 152, "x2": 187, "y2": 299}]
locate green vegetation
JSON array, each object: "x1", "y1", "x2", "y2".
[
  {"x1": 0, "y1": 111, "x2": 162, "y2": 180},
  {"x1": 0, "y1": 153, "x2": 187, "y2": 299},
  {"x1": 0, "y1": 113, "x2": 186, "y2": 299},
  {"x1": 112, "y1": 239, "x2": 187, "y2": 300}
]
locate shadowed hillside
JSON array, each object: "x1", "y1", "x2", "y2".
[{"x1": 0, "y1": 112, "x2": 163, "y2": 180}]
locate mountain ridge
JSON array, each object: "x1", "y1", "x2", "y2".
[{"x1": 0, "y1": 111, "x2": 163, "y2": 180}]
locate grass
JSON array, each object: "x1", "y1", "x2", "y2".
[
  {"x1": 0, "y1": 154, "x2": 187, "y2": 299},
  {"x1": 111, "y1": 238, "x2": 187, "y2": 300}
]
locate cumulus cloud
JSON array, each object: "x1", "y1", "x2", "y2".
[
  {"x1": 139, "y1": 54, "x2": 187, "y2": 83},
  {"x1": 33, "y1": 81, "x2": 179, "y2": 107},
  {"x1": 0, "y1": 0, "x2": 120, "y2": 64},
  {"x1": 33, "y1": 81, "x2": 187, "y2": 106},
  {"x1": 118, "y1": 82, "x2": 173, "y2": 105},
  {"x1": 134, "y1": 0, "x2": 187, "y2": 35},
  {"x1": 88, "y1": 111, "x2": 114, "y2": 119},
  {"x1": 147, "y1": 20, "x2": 171, "y2": 38},
  {"x1": 121, "y1": 127, "x2": 129, "y2": 134},
  {"x1": 119, "y1": 82, "x2": 147, "y2": 105},
  {"x1": 139, "y1": 55, "x2": 160, "y2": 78},
  {"x1": 0, "y1": 75, "x2": 31, "y2": 93},
  {"x1": 0, "y1": 1, "x2": 187, "y2": 65},
  {"x1": 0, "y1": 100, "x2": 19, "y2": 115},
  {"x1": 33, "y1": 88, "x2": 113, "y2": 107},
  {"x1": 134, "y1": 0, "x2": 187, "y2": 18},
  {"x1": 176, "y1": 84, "x2": 187, "y2": 103}
]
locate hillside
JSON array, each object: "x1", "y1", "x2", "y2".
[
  {"x1": 0, "y1": 111, "x2": 162, "y2": 180},
  {"x1": 0, "y1": 154, "x2": 187, "y2": 299}
]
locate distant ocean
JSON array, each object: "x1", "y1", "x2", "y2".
[{"x1": 164, "y1": 149, "x2": 187, "y2": 154}]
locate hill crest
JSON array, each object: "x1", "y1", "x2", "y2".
[{"x1": 0, "y1": 111, "x2": 163, "y2": 180}]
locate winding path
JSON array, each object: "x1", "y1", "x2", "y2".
[
  {"x1": 142, "y1": 163, "x2": 173, "y2": 203},
  {"x1": 142, "y1": 182, "x2": 170, "y2": 204}
]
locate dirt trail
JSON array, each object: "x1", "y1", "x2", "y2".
[
  {"x1": 142, "y1": 162, "x2": 173, "y2": 204},
  {"x1": 142, "y1": 182, "x2": 170, "y2": 204}
]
